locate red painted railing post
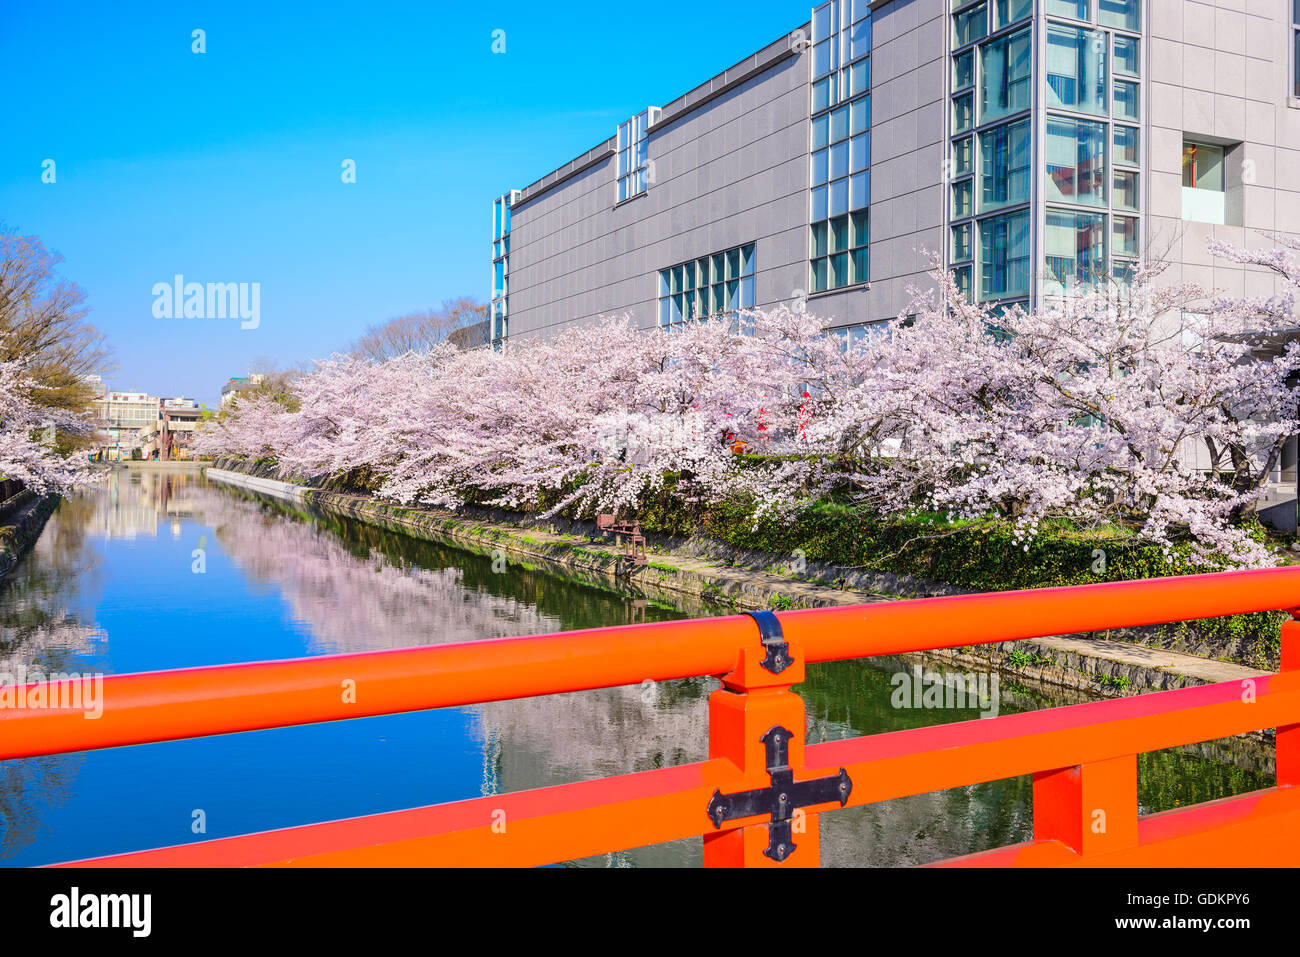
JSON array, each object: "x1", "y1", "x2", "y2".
[
  {"x1": 1280, "y1": 617, "x2": 1300, "y2": 787},
  {"x1": 1032, "y1": 754, "x2": 1138, "y2": 858},
  {"x1": 703, "y1": 627, "x2": 816, "y2": 868}
]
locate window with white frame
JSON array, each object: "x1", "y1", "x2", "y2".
[
  {"x1": 491, "y1": 190, "x2": 519, "y2": 347},
  {"x1": 617, "y1": 108, "x2": 660, "y2": 203},
  {"x1": 658, "y1": 244, "x2": 756, "y2": 328},
  {"x1": 809, "y1": 0, "x2": 871, "y2": 293}
]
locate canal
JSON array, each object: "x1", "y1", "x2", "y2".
[{"x1": 0, "y1": 468, "x2": 1273, "y2": 867}]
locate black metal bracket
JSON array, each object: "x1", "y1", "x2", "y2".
[
  {"x1": 745, "y1": 609, "x2": 792, "y2": 675},
  {"x1": 706, "y1": 725, "x2": 852, "y2": 862}
]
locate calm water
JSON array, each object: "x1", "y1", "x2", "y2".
[{"x1": 0, "y1": 468, "x2": 1272, "y2": 866}]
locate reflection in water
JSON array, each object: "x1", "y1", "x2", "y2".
[{"x1": 0, "y1": 468, "x2": 1275, "y2": 867}]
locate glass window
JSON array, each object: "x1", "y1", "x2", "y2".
[
  {"x1": 830, "y1": 105, "x2": 849, "y2": 141},
  {"x1": 1113, "y1": 215, "x2": 1140, "y2": 258},
  {"x1": 1114, "y1": 125, "x2": 1139, "y2": 166},
  {"x1": 851, "y1": 210, "x2": 869, "y2": 284},
  {"x1": 980, "y1": 28, "x2": 1032, "y2": 124},
  {"x1": 814, "y1": 39, "x2": 835, "y2": 79},
  {"x1": 851, "y1": 170, "x2": 869, "y2": 209},
  {"x1": 813, "y1": 0, "x2": 835, "y2": 42},
  {"x1": 1098, "y1": 0, "x2": 1140, "y2": 32},
  {"x1": 850, "y1": 16, "x2": 871, "y2": 60},
  {"x1": 831, "y1": 140, "x2": 849, "y2": 179},
  {"x1": 1045, "y1": 208, "x2": 1106, "y2": 294},
  {"x1": 616, "y1": 109, "x2": 657, "y2": 202},
  {"x1": 852, "y1": 247, "x2": 869, "y2": 284},
  {"x1": 1114, "y1": 36, "x2": 1139, "y2": 77},
  {"x1": 1114, "y1": 80, "x2": 1139, "y2": 121},
  {"x1": 813, "y1": 77, "x2": 834, "y2": 113},
  {"x1": 849, "y1": 59, "x2": 870, "y2": 95},
  {"x1": 851, "y1": 209, "x2": 868, "y2": 247},
  {"x1": 851, "y1": 133, "x2": 869, "y2": 172},
  {"x1": 830, "y1": 215, "x2": 850, "y2": 253},
  {"x1": 811, "y1": 222, "x2": 828, "y2": 258},
  {"x1": 978, "y1": 209, "x2": 1030, "y2": 301},
  {"x1": 953, "y1": 136, "x2": 973, "y2": 176},
  {"x1": 829, "y1": 177, "x2": 849, "y2": 217},
  {"x1": 829, "y1": 253, "x2": 849, "y2": 288},
  {"x1": 851, "y1": 97, "x2": 870, "y2": 133},
  {"x1": 660, "y1": 243, "x2": 757, "y2": 325},
  {"x1": 812, "y1": 114, "x2": 829, "y2": 150},
  {"x1": 811, "y1": 258, "x2": 829, "y2": 293},
  {"x1": 1045, "y1": 115, "x2": 1108, "y2": 206},
  {"x1": 1182, "y1": 142, "x2": 1223, "y2": 190},
  {"x1": 1114, "y1": 170, "x2": 1140, "y2": 210},
  {"x1": 1047, "y1": 0, "x2": 1088, "y2": 19},
  {"x1": 953, "y1": 178, "x2": 974, "y2": 218},
  {"x1": 979, "y1": 118, "x2": 1031, "y2": 211},
  {"x1": 992, "y1": 0, "x2": 1031, "y2": 29},
  {"x1": 953, "y1": 93, "x2": 974, "y2": 133},
  {"x1": 954, "y1": 50, "x2": 974, "y2": 90},
  {"x1": 954, "y1": 265, "x2": 972, "y2": 301},
  {"x1": 1047, "y1": 24, "x2": 1108, "y2": 116},
  {"x1": 954, "y1": 3, "x2": 988, "y2": 48},
  {"x1": 952, "y1": 222, "x2": 972, "y2": 262},
  {"x1": 812, "y1": 148, "x2": 829, "y2": 185}
]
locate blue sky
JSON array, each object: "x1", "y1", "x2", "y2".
[{"x1": 1, "y1": 0, "x2": 804, "y2": 404}]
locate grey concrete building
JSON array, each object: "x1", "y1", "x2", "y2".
[{"x1": 491, "y1": 0, "x2": 1300, "y2": 347}]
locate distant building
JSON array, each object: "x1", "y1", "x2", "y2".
[
  {"x1": 140, "y1": 398, "x2": 204, "y2": 460},
  {"x1": 220, "y1": 374, "x2": 266, "y2": 408},
  {"x1": 91, "y1": 389, "x2": 161, "y2": 460}
]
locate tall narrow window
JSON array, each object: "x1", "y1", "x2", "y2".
[
  {"x1": 978, "y1": 209, "x2": 1030, "y2": 301},
  {"x1": 1044, "y1": 208, "x2": 1107, "y2": 295},
  {"x1": 980, "y1": 27, "x2": 1032, "y2": 124},
  {"x1": 1045, "y1": 115, "x2": 1107, "y2": 206},
  {"x1": 810, "y1": 0, "x2": 871, "y2": 293},
  {"x1": 979, "y1": 118, "x2": 1031, "y2": 211},
  {"x1": 491, "y1": 190, "x2": 519, "y2": 347},
  {"x1": 1046, "y1": 24, "x2": 1108, "y2": 115},
  {"x1": 616, "y1": 108, "x2": 660, "y2": 203},
  {"x1": 954, "y1": 3, "x2": 988, "y2": 47}
]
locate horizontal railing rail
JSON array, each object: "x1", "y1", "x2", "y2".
[{"x1": 1, "y1": 567, "x2": 1296, "y2": 867}]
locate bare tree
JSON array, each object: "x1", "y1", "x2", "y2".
[
  {"x1": 0, "y1": 225, "x2": 113, "y2": 450},
  {"x1": 347, "y1": 298, "x2": 488, "y2": 361}
]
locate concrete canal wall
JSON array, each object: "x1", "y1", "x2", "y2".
[
  {"x1": 204, "y1": 467, "x2": 309, "y2": 506},
  {"x1": 203, "y1": 459, "x2": 1275, "y2": 706},
  {"x1": 0, "y1": 488, "x2": 60, "y2": 584}
]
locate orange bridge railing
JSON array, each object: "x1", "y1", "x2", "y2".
[{"x1": 3, "y1": 568, "x2": 1299, "y2": 867}]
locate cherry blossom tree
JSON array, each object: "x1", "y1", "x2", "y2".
[
  {"x1": 193, "y1": 239, "x2": 1300, "y2": 568},
  {"x1": 0, "y1": 356, "x2": 96, "y2": 495}
]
